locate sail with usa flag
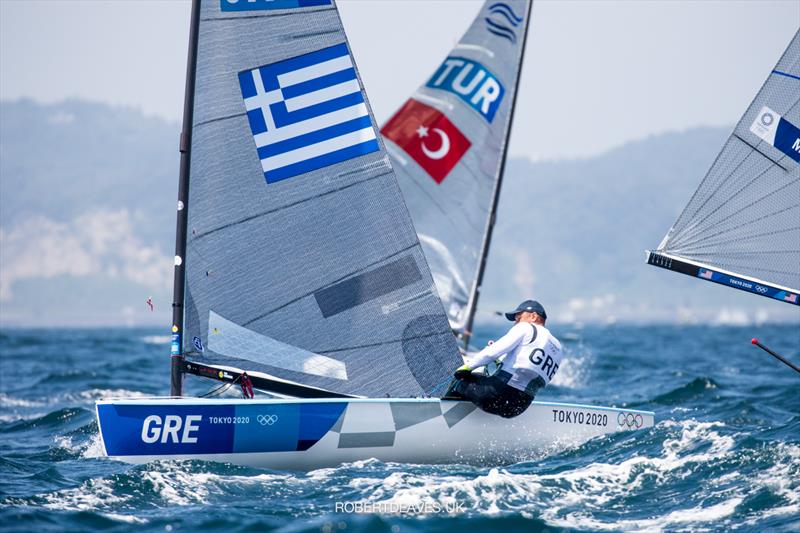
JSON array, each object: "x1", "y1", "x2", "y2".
[
  {"x1": 647, "y1": 29, "x2": 799, "y2": 306},
  {"x1": 94, "y1": 0, "x2": 653, "y2": 470}
]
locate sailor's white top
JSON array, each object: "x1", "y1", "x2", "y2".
[{"x1": 466, "y1": 322, "x2": 563, "y2": 393}]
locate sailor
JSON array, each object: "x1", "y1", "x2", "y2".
[{"x1": 449, "y1": 300, "x2": 562, "y2": 418}]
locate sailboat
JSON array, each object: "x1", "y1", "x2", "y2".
[
  {"x1": 96, "y1": 0, "x2": 653, "y2": 470},
  {"x1": 381, "y1": 0, "x2": 529, "y2": 340},
  {"x1": 648, "y1": 29, "x2": 799, "y2": 305}
]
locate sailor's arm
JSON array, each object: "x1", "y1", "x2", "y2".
[{"x1": 464, "y1": 323, "x2": 528, "y2": 369}]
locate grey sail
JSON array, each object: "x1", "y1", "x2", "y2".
[
  {"x1": 181, "y1": 0, "x2": 461, "y2": 397},
  {"x1": 648, "y1": 29, "x2": 800, "y2": 305},
  {"x1": 381, "y1": 0, "x2": 532, "y2": 332}
]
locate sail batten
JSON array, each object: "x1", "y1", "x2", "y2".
[
  {"x1": 649, "y1": 29, "x2": 800, "y2": 304},
  {"x1": 178, "y1": 0, "x2": 462, "y2": 398}
]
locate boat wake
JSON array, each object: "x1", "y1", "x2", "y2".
[
  {"x1": 2, "y1": 324, "x2": 798, "y2": 531},
  {"x1": 5, "y1": 417, "x2": 797, "y2": 531}
]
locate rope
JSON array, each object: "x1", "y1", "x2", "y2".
[{"x1": 199, "y1": 374, "x2": 241, "y2": 398}]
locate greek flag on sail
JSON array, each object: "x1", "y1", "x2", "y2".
[{"x1": 238, "y1": 43, "x2": 380, "y2": 183}]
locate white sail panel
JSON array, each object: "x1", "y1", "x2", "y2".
[{"x1": 381, "y1": 0, "x2": 531, "y2": 331}]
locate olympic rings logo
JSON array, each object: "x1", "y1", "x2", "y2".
[
  {"x1": 617, "y1": 412, "x2": 643, "y2": 429},
  {"x1": 755, "y1": 285, "x2": 768, "y2": 294},
  {"x1": 257, "y1": 414, "x2": 278, "y2": 426}
]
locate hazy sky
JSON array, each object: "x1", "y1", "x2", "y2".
[{"x1": 1, "y1": 0, "x2": 798, "y2": 159}]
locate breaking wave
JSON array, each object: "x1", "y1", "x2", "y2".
[
  {"x1": 8, "y1": 418, "x2": 795, "y2": 531},
  {"x1": 2, "y1": 324, "x2": 798, "y2": 531}
]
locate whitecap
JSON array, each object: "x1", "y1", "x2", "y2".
[
  {"x1": 103, "y1": 513, "x2": 148, "y2": 524},
  {"x1": 0, "y1": 392, "x2": 46, "y2": 408},
  {"x1": 332, "y1": 419, "x2": 742, "y2": 527},
  {"x1": 41, "y1": 478, "x2": 130, "y2": 512},
  {"x1": 0, "y1": 412, "x2": 47, "y2": 422},
  {"x1": 74, "y1": 389, "x2": 151, "y2": 401}
]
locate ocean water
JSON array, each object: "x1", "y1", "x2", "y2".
[{"x1": 1, "y1": 323, "x2": 798, "y2": 532}]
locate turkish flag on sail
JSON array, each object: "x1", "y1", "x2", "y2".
[{"x1": 381, "y1": 98, "x2": 471, "y2": 184}]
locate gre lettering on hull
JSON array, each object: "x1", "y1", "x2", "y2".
[
  {"x1": 141, "y1": 415, "x2": 202, "y2": 444},
  {"x1": 425, "y1": 57, "x2": 505, "y2": 123}
]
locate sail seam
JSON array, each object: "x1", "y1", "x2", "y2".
[
  {"x1": 190, "y1": 170, "x2": 393, "y2": 240},
  {"x1": 200, "y1": 8, "x2": 335, "y2": 23},
  {"x1": 671, "y1": 175, "x2": 799, "y2": 250},
  {"x1": 669, "y1": 138, "x2": 760, "y2": 248},
  {"x1": 669, "y1": 145, "x2": 790, "y2": 248},
  {"x1": 285, "y1": 29, "x2": 341, "y2": 40},
  {"x1": 671, "y1": 209, "x2": 798, "y2": 251},
  {"x1": 315, "y1": 330, "x2": 454, "y2": 355},
  {"x1": 241, "y1": 243, "x2": 421, "y2": 326},
  {"x1": 731, "y1": 132, "x2": 794, "y2": 171},
  {"x1": 194, "y1": 112, "x2": 244, "y2": 130}
]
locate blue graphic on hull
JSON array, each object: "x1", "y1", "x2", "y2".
[{"x1": 97, "y1": 402, "x2": 347, "y2": 456}]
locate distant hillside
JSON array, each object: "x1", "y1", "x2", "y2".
[
  {"x1": 0, "y1": 100, "x2": 177, "y2": 325},
  {"x1": 1, "y1": 100, "x2": 797, "y2": 326}
]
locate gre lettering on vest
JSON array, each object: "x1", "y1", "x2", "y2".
[
  {"x1": 141, "y1": 415, "x2": 202, "y2": 444},
  {"x1": 514, "y1": 324, "x2": 563, "y2": 387},
  {"x1": 529, "y1": 348, "x2": 559, "y2": 381},
  {"x1": 426, "y1": 57, "x2": 505, "y2": 123}
]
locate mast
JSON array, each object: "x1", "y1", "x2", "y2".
[
  {"x1": 170, "y1": 0, "x2": 201, "y2": 397},
  {"x1": 463, "y1": 1, "x2": 532, "y2": 347}
]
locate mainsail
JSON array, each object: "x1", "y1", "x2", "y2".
[
  {"x1": 170, "y1": 0, "x2": 462, "y2": 398},
  {"x1": 381, "y1": 1, "x2": 532, "y2": 334},
  {"x1": 648, "y1": 29, "x2": 800, "y2": 306}
]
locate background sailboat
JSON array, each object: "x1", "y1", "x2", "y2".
[
  {"x1": 647, "y1": 29, "x2": 799, "y2": 306},
  {"x1": 382, "y1": 0, "x2": 531, "y2": 340}
]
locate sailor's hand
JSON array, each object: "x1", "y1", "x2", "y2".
[{"x1": 454, "y1": 364, "x2": 472, "y2": 378}]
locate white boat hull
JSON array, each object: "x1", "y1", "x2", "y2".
[{"x1": 96, "y1": 397, "x2": 654, "y2": 470}]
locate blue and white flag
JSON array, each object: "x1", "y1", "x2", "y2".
[{"x1": 238, "y1": 43, "x2": 380, "y2": 184}]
